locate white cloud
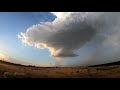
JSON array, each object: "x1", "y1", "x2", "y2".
[
  {"x1": 18, "y1": 12, "x2": 120, "y2": 66},
  {"x1": 51, "y1": 12, "x2": 73, "y2": 19}
]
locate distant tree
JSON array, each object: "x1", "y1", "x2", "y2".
[{"x1": 29, "y1": 65, "x2": 31, "y2": 67}]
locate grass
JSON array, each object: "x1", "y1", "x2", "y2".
[
  {"x1": 1, "y1": 60, "x2": 120, "y2": 78},
  {"x1": 96, "y1": 66, "x2": 116, "y2": 70},
  {"x1": 0, "y1": 69, "x2": 6, "y2": 73}
]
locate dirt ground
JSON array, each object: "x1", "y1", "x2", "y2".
[{"x1": 0, "y1": 61, "x2": 120, "y2": 78}]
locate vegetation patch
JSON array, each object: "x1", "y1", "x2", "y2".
[
  {"x1": 96, "y1": 66, "x2": 116, "y2": 70},
  {"x1": 0, "y1": 69, "x2": 6, "y2": 73}
]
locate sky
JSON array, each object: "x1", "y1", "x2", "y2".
[
  {"x1": 1, "y1": 12, "x2": 120, "y2": 67},
  {"x1": 0, "y1": 12, "x2": 57, "y2": 67}
]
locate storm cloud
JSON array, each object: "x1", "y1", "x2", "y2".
[{"x1": 18, "y1": 12, "x2": 120, "y2": 66}]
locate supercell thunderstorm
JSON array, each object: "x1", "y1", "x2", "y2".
[{"x1": 18, "y1": 12, "x2": 120, "y2": 67}]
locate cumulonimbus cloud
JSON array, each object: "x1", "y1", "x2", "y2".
[{"x1": 18, "y1": 12, "x2": 120, "y2": 66}]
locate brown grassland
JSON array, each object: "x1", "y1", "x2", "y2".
[{"x1": 0, "y1": 60, "x2": 120, "y2": 78}]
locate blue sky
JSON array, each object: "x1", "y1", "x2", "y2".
[{"x1": 0, "y1": 12, "x2": 56, "y2": 66}]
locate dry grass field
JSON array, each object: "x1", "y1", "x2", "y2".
[{"x1": 0, "y1": 60, "x2": 120, "y2": 78}]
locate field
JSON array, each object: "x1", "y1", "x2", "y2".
[{"x1": 0, "y1": 60, "x2": 120, "y2": 78}]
